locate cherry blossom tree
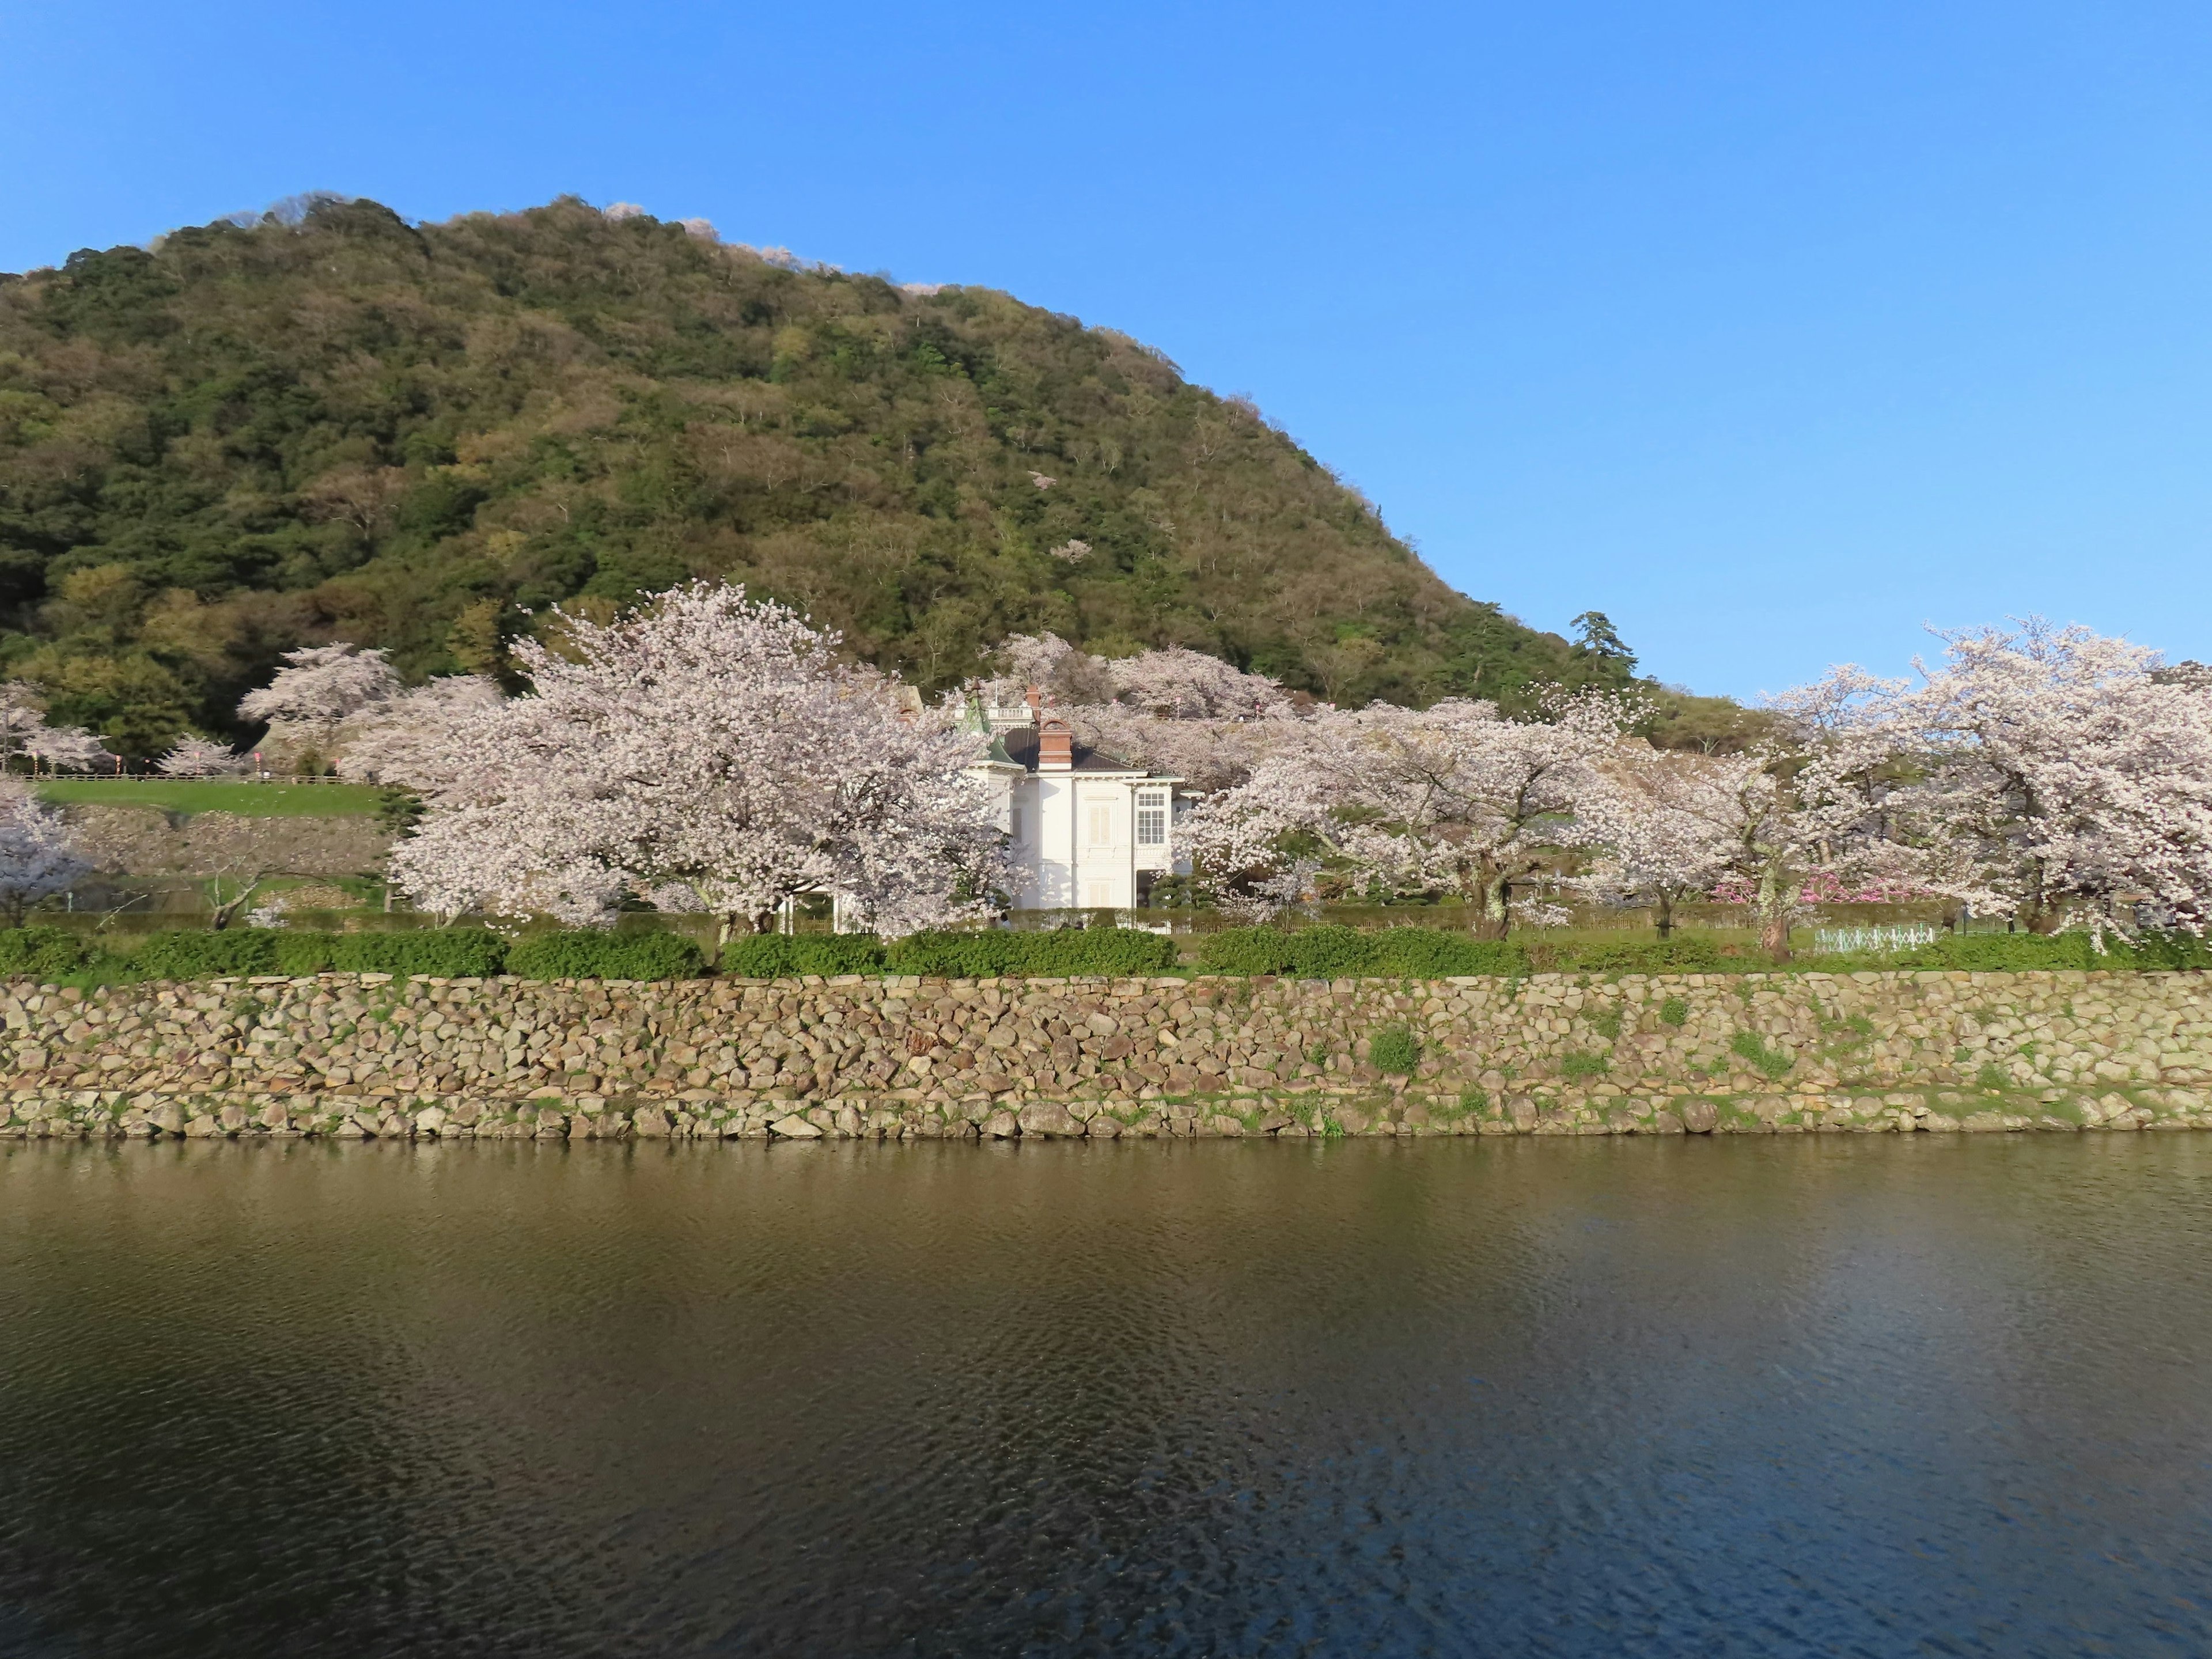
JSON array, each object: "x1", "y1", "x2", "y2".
[
  {"x1": 24, "y1": 726, "x2": 111, "y2": 775},
  {"x1": 335, "y1": 676, "x2": 505, "y2": 789},
  {"x1": 0, "y1": 780, "x2": 89, "y2": 923},
  {"x1": 385, "y1": 584, "x2": 1004, "y2": 944},
  {"x1": 1574, "y1": 744, "x2": 1762, "y2": 935},
  {"x1": 0, "y1": 685, "x2": 47, "y2": 772},
  {"x1": 1186, "y1": 693, "x2": 1637, "y2": 935},
  {"x1": 0, "y1": 683, "x2": 111, "y2": 775},
  {"x1": 1669, "y1": 667, "x2": 2002, "y2": 959},
  {"x1": 238, "y1": 643, "x2": 402, "y2": 768},
  {"x1": 980, "y1": 633, "x2": 1307, "y2": 791},
  {"x1": 156, "y1": 736, "x2": 248, "y2": 777},
  {"x1": 1862, "y1": 620, "x2": 2212, "y2": 940}
]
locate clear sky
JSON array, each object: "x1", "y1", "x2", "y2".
[{"x1": 6, "y1": 0, "x2": 2209, "y2": 699}]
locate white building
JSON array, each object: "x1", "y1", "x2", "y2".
[{"x1": 969, "y1": 699, "x2": 1184, "y2": 912}]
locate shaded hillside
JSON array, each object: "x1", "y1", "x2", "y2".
[{"x1": 0, "y1": 195, "x2": 1692, "y2": 753}]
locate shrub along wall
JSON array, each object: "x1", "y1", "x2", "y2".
[
  {"x1": 4, "y1": 967, "x2": 2211, "y2": 1143},
  {"x1": 0, "y1": 923, "x2": 1178, "y2": 988}
]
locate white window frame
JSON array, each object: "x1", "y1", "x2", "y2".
[{"x1": 1136, "y1": 791, "x2": 1168, "y2": 847}]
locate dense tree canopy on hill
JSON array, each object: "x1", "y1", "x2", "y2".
[{"x1": 0, "y1": 194, "x2": 1734, "y2": 756}]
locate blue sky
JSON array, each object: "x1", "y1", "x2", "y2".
[{"x1": 6, "y1": 0, "x2": 2210, "y2": 699}]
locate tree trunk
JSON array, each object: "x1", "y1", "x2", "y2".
[
  {"x1": 1475, "y1": 874, "x2": 1512, "y2": 941},
  {"x1": 1655, "y1": 892, "x2": 1674, "y2": 938},
  {"x1": 1756, "y1": 862, "x2": 1791, "y2": 961},
  {"x1": 207, "y1": 877, "x2": 266, "y2": 931}
]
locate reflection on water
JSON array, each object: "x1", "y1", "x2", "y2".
[{"x1": 1, "y1": 1137, "x2": 2209, "y2": 1657}]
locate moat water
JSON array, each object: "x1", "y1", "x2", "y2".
[{"x1": 1, "y1": 1136, "x2": 2209, "y2": 1657}]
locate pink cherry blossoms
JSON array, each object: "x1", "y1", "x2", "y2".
[{"x1": 377, "y1": 584, "x2": 1004, "y2": 942}]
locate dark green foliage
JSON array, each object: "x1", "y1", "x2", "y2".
[
  {"x1": 1883, "y1": 931, "x2": 2212, "y2": 972},
  {"x1": 374, "y1": 787, "x2": 426, "y2": 835},
  {"x1": 0, "y1": 927, "x2": 111, "y2": 979},
  {"x1": 1525, "y1": 936, "x2": 1733, "y2": 974},
  {"x1": 1369, "y1": 1024, "x2": 1421, "y2": 1075},
  {"x1": 505, "y1": 929, "x2": 702, "y2": 981},
  {"x1": 131, "y1": 930, "x2": 281, "y2": 978},
  {"x1": 885, "y1": 928, "x2": 1180, "y2": 978},
  {"x1": 310, "y1": 929, "x2": 511, "y2": 976},
  {"x1": 1366, "y1": 929, "x2": 1528, "y2": 977},
  {"x1": 1196, "y1": 925, "x2": 1530, "y2": 978},
  {"x1": 0, "y1": 198, "x2": 1645, "y2": 757},
  {"x1": 1193, "y1": 927, "x2": 1300, "y2": 975},
  {"x1": 1730, "y1": 1031, "x2": 1794, "y2": 1080},
  {"x1": 127, "y1": 926, "x2": 512, "y2": 980},
  {"x1": 1560, "y1": 1051, "x2": 1611, "y2": 1079},
  {"x1": 1659, "y1": 996, "x2": 1690, "y2": 1027},
  {"x1": 717, "y1": 934, "x2": 889, "y2": 977}
]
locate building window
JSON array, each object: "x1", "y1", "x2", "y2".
[
  {"x1": 1085, "y1": 880, "x2": 1113, "y2": 908},
  {"x1": 1009, "y1": 805, "x2": 1024, "y2": 842},
  {"x1": 1137, "y1": 792, "x2": 1166, "y2": 846},
  {"x1": 1088, "y1": 803, "x2": 1113, "y2": 846}
]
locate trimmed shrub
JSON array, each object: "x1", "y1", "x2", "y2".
[
  {"x1": 1367, "y1": 929, "x2": 1528, "y2": 976},
  {"x1": 1198, "y1": 925, "x2": 1528, "y2": 978},
  {"x1": 1281, "y1": 924, "x2": 1375, "y2": 978},
  {"x1": 0, "y1": 927, "x2": 107, "y2": 979},
  {"x1": 1195, "y1": 927, "x2": 1300, "y2": 975},
  {"x1": 885, "y1": 928, "x2": 1180, "y2": 978},
  {"x1": 507, "y1": 929, "x2": 703, "y2": 981},
  {"x1": 718, "y1": 934, "x2": 888, "y2": 976},
  {"x1": 1887, "y1": 930, "x2": 2212, "y2": 973},
  {"x1": 879, "y1": 931, "x2": 1015, "y2": 977},
  {"x1": 130, "y1": 930, "x2": 281, "y2": 979},
  {"x1": 1006, "y1": 928, "x2": 1180, "y2": 976},
  {"x1": 339, "y1": 930, "x2": 510, "y2": 976},
  {"x1": 259, "y1": 929, "x2": 512, "y2": 977},
  {"x1": 1536, "y1": 936, "x2": 1733, "y2": 974}
]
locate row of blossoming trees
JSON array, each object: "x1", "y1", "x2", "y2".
[
  {"x1": 6, "y1": 579, "x2": 2208, "y2": 956},
  {"x1": 966, "y1": 616, "x2": 2212, "y2": 955}
]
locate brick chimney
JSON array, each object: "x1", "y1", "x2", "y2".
[
  {"x1": 1037, "y1": 718, "x2": 1074, "y2": 771},
  {"x1": 1024, "y1": 685, "x2": 1043, "y2": 722}
]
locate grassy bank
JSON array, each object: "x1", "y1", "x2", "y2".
[{"x1": 35, "y1": 781, "x2": 384, "y2": 818}]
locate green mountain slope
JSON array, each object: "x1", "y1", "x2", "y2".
[{"x1": 0, "y1": 195, "x2": 1673, "y2": 754}]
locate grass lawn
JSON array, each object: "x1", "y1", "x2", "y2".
[{"x1": 35, "y1": 780, "x2": 384, "y2": 818}]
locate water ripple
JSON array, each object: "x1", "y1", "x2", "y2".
[{"x1": 0, "y1": 1137, "x2": 2208, "y2": 1656}]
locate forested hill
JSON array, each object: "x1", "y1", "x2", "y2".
[{"x1": 0, "y1": 195, "x2": 1690, "y2": 755}]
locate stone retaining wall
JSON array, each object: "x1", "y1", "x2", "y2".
[{"x1": 4, "y1": 969, "x2": 2211, "y2": 1143}]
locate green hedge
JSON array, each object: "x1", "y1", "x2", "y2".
[
  {"x1": 5, "y1": 919, "x2": 2207, "y2": 990},
  {"x1": 506, "y1": 930, "x2": 703, "y2": 981},
  {"x1": 1198, "y1": 926, "x2": 1529, "y2": 978},
  {"x1": 131, "y1": 930, "x2": 285, "y2": 979},
  {"x1": 717, "y1": 934, "x2": 889, "y2": 977},
  {"x1": 0, "y1": 927, "x2": 116, "y2": 979},
  {"x1": 884, "y1": 928, "x2": 1181, "y2": 977},
  {"x1": 1882, "y1": 931, "x2": 2212, "y2": 972},
  {"x1": 714, "y1": 927, "x2": 1181, "y2": 978},
  {"x1": 128, "y1": 928, "x2": 516, "y2": 979},
  {"x1": 292, "y1": 929, "x2": 514, "y2": 977}
]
